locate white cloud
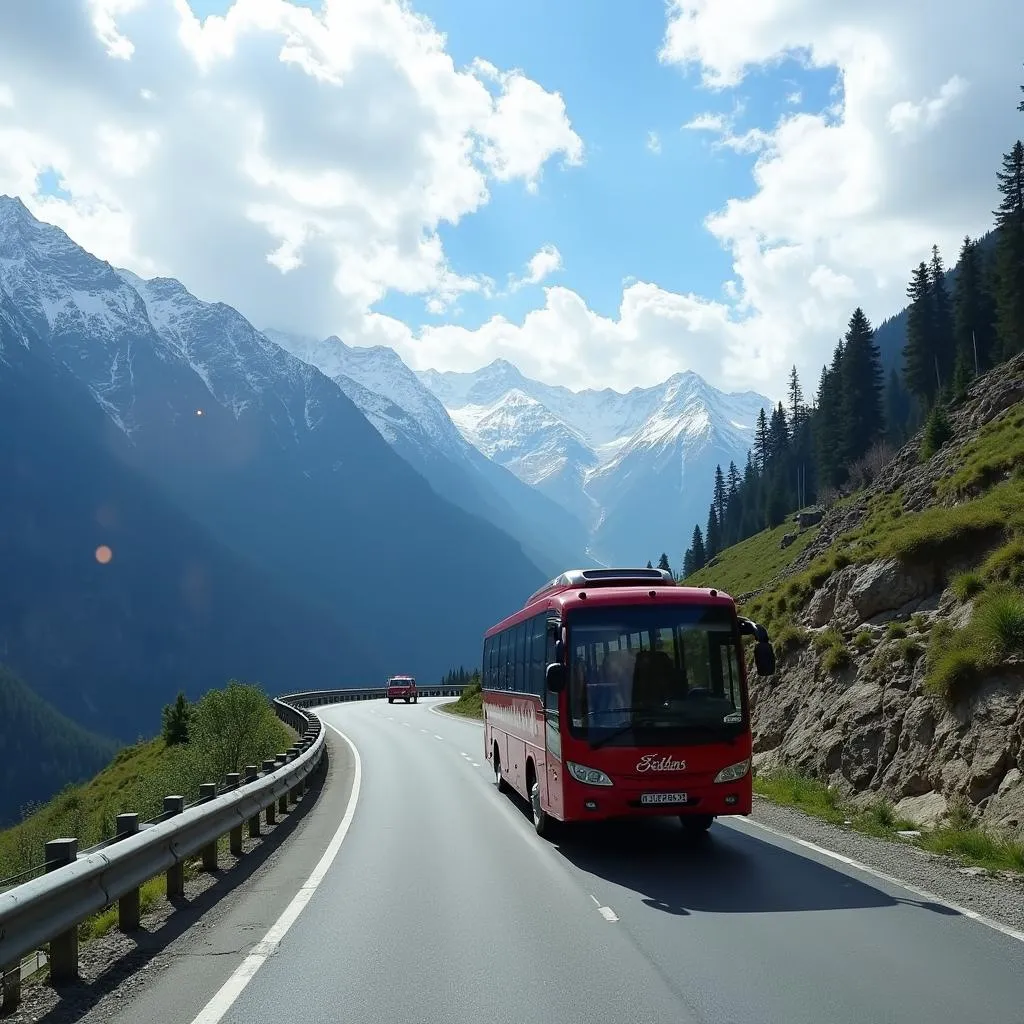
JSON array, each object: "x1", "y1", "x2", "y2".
[
  {"x1": 0, "y1": 0, "x2": 1020, "y2": 401},
  {"x1": 508, "y1": 244, "x2": 562, "y2": 291},
  {"x1": 646, "y1": 130, "x2": 662, "y2": 154},
  {"x1": 0, "y1": 0, "x2": 582, "y2": 332},
  {"x1": 401, "y1": 2, "x2": 1021, "y2": 396},
  {"x1": 683, "y1": 111, "x2": 730, "y2": 133}
]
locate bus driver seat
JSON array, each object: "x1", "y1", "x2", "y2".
[{"x1": 632, "y1": 649, "x2": 676, "y2": 709}]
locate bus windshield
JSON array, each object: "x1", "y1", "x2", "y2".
[{"x1": 566, "y1": 603, "x2": 745, "y2": 745}]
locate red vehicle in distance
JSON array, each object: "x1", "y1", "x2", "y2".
[
  {"x1": 386, "y1": 675, "x2": 418, "y2": 704},
  {"x1": 482, "y1": 567, "x2": 776, "y2": 837}
]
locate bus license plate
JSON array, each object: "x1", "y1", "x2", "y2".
[{"x1": 641, "y1": 792, "x2": 688, "y2": 805}]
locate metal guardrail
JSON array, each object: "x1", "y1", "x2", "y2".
[
  {"x1": 285, "y1": 684, "x2": 470, "y2": 706},
  {"x1": 0, "y1": 684, "x2": 470, "y2": 1012},
  {"x1": 0, "y1": 693, "x2": 326, "y2": 1013}
]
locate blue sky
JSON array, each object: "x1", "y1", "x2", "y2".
[{"x1": 188, "y1": 0, "x2": 839, "y2": 333}]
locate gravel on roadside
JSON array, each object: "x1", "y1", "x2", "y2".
[{"x1": 749, "y1": 794, "x2": 1024, "y2": 935}]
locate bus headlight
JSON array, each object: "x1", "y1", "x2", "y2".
[
  {"x1": 567, "y1": 761, "x2": 613, "y2": 787},
  {"x1": 714, "y1": 759, "x2": 751, "y2": 783}
]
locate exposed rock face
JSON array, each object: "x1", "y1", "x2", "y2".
[
  {"x1": 750, "y1": 353, "x2": 1024, "y2": 832},
  {"x1": 751, "y1": 615, "x2": 1024, "y2": 828}
]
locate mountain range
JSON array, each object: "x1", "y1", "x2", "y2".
[
  {"x1": 0, "y1": 195, "x2": 543, "y2": 741},
  {"x1": 262, "y1": 332, "x2": 769, "y2": 569},
  {"x1": 0, "y1": 192, "x2": 768, "y2": 751},
  {"x1": 416, "y1": 360, "x2": 769, "y2": 566}
]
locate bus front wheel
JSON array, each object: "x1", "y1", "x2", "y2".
[{"x1": 530, "y1": 777, "x2": 552, "y2": 838}]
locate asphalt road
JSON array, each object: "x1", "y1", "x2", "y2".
[{"x1": 91, "y1": 697, "x2": 1024, "y2": 1024}]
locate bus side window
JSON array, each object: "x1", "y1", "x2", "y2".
[
  {"x1": 482, "y1": 636, "x2": 492, "y2": 689},
  {"x1": 498, "y1": 630, "x2": 509, "y2": 690},
  {"x1": 530, "y1": 614, "x2": 545, "y2": 697}
]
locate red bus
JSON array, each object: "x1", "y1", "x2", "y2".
[{"x1": 482, "y1": 567, "x2": 776, "y2": 837}]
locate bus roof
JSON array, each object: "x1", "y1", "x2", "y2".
[
  {"x1": 484, "y1": 570, "x2": 736, "y2": 637},
  {"x1": 525, "y1": 566, "x2": 672, "y2": 604}
]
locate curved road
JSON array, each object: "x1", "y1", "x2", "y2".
[{"x1": 95, "y1": 697, "x2": 1024, "y2": 1024}]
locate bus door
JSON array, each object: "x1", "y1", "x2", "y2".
[{"x1": 543, "y1": 616, "x2": 564, "y2": 818}]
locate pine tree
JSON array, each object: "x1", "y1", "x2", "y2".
[
  {"x1": 658, "y1": 552, "x2": 671, "y2": 574},
  {"x1": 921, "y1": 402, "x2": 953, "y2": 460},
  {"x1": 705, "y1": 504, "x2": 721, "y2": 560},
  {"x1": 689, "y1": 525, "x2": 706, "y2": 572},
  {"x1": 993, "y1": 141, "x2": 1024, "y2": 360},
  {"x1": 740, "y1": 451, "x2": 760, "y2": 538},
  {"x1": 646, "y1": 560, "x2": 653, "y2": 569},
  {"x1": 814, "y1": 345, "x2": 844, "y2": 488},
  {"x1": 712, "y1": 464, "x2": 727, "y2": 524},
  {"x1": 724, "y1": 460, "x2": 743, "y2": 545},
  {"x1": 952, "y1": 235, "x2": 996, "y2": 379},
  {"x1": 903, "y1": 261, "x2": 936, "y2": 406},
  {"x1": 768, "y1": 403, "x2": 790, "y2": 464},
  {"x1": 787, "y1": 365, "x2": 804, "y2": 434},
  {"x1": 726, "y1": 460, "x2": 741, "y2": 497},
  {"x1": 929, "y1": 245, "x2": 955, "y2": 392},
  {"x1": 951, "y1": 344, "x2": 973, "y2": 402},
  {"x1": 840, "y1": 307, "x2": 884, "y2": 464},
  {"x1": 753, "y1": 408, "x2": 770, "y2": 472},
  {"x1": 884, "y1": 369, "x2": 910, "y2": 446},
  {"x1": 162, "y1": 692, "x2": 192, "y2": 746}
]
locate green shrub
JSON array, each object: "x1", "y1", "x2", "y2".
[
  {"x1": 980, "y1": 536, "x2": 1024, "y2": 589},
  {"x1": 951, "y1": 572, "x2": 985, "y2": 601},
  {"x1": 971, "y1": 589, "x2": 1024, "y2": 656},
  {"x1": 822, "y1": 644, "x2": 851, "y2": 672},
  {"x1": 920, "y1": 402, "x2": 953, "y2": 460},
  {"x1": 775, "y1": 623, "x2": 810, "y2": 654},
  {"x1": 853, "y1": 629, "x2": 874, "y2": 650}
]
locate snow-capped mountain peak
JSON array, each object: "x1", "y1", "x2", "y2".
[{"x1": 419, "y1": 357, "x2": 771, "y2": 564}]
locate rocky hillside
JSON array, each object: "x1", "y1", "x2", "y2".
[{"x1": 741, "y1": 351, "x2": 1024, "y2": 832}]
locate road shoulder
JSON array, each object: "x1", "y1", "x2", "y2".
[
  {"x1": 7, "y1": 730, "x2": 356, "y2": 1024},
  {"x1": 433, "y1": 704, "x2": 1024, "y2": 938}
]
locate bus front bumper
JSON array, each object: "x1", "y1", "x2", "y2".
[{"x1": 561, "y1": 779, "x2": 752, "y2": 821}]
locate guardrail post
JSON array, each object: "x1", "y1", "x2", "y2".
[
  {"x1": 276, "y1": 755, "x2": 289, "y2": 815},
  {"x1": 116, "y1": 813, "x2": 141, "y2": 931},
  {"x1": 286, "y1": 751, "x2": 299, "y2": 806},
  {"x1": 45, "y1": 838, "x2": 79, "y2": 983},
  {"x1": 226, "y1": 773, "x2": 243, "y2": 856},
  {"x1": 198, "y1": 783, "x2": 218, "y2": 871},
  {"x1": 244, "y1": 766, "x2": 260, "y2": 838},
  {"x1": 2, "y1": 957, "x2": 21, "y2": 1013},
  {"x1": 262, "y1": 760, "x2": 277, "y2": 824},
  {"x1": 163, "y1": 797, "x2": 186, "y2": 899}
]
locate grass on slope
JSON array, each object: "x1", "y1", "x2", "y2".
[
  {"x1": 684, "y1": 519, "x2": 822, "y2": 598},
  {"x1": 443, "y1": 680, "x2": 483, "y2": 720},
  {"x1": 0, "y1": 682, "x2": 295, "y2": 889},
  {"x1": 755, "y1": 769, "x2": 1024, "y2": 875},
  {"x1": 0, "y1": 665, "x2": 120, "y2": 827}
]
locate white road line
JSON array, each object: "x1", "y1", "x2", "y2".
[
  {"x1": 189, "y1": 724, "x2": 362, "y2": 1024},
  {"x1": 471, "y1": 763, "x2": 481, "y2": 768},
  {"x1": 402, "y1": 722, "x2": 411, "y2": 728},
  {"x1": 589, "y1": 893, "x2": 618, "y2": 921},
  {"x1": 739, "y1": 817, "x2": 1024, "y2": 945},
  {"x1": 420, "y1": 729, "x2": 428, "y2": 734},
  {"x1": 434, "y1": 734, "x2": 444, "y2": 741},
  {"x1": 422, "y1": 707, "x2": 1023, "y2": 943}
]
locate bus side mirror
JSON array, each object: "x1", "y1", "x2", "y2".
[
  {"x1": 545, "y1": 663, "x2": 566, "y2": 692},
  {"x1": 754, "y1": 640, "x2": 776, "y2": 677}
]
